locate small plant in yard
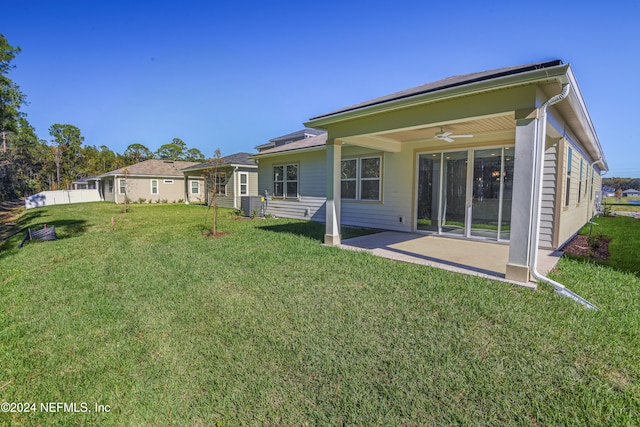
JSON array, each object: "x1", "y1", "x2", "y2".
[
  {"x1": 587, "y1": 231, "x2": 603, "y2": 250},
  {"x1": 137, "y1": 197, "x2": 146, "y2": 204}
]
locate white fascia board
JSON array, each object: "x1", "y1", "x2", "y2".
[
  {"x1": 564, "y1": 66, "x2": 608, "y2": 170},
  {"x1": 305, "y1": 65, "x2": 571, "y2": 128}
]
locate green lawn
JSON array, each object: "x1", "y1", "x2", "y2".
[
  {"x1": 1, "y1": 203, "x2": 639, "y2": 425},
  {"x1": 566, "y1": 215, "x2": 640, "y2": 276}
]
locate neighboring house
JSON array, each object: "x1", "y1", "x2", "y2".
[
  {"x1": 622, "y1": 189, "x2": 640, "y2": 197},
  {"x1": 251, "y1": 60, "x2": 608, "y2": 284},
  {"x1": 181, "y1": 152, "x2": 258, "y2": 209},
  {"x1": 254, "y1": 128, "x2": 325, "y2": 153},
  {"x1": 71, "y1": 177, "x2": 97, "y2": 190},
  {"x1": 601, "y1": 185, "x2": 615, "y2": 197},
  {"x1": 94, "y1": 159, "x2": 204, "y2": 204}
]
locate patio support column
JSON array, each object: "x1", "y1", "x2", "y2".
[
  {"x1": 184, "y1": 176, "x2": 189, "y2": 204},
  {"x1": 325, "y1": 138, "x2": 342, "y2": 245},
  {"x1": 506, "y1": 108, "x2": 539, "y2": 282}
]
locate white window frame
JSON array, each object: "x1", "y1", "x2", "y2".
[
  {"x1": 190, "y1": 180, "x2": 200, "y2": 195},
  {"x1": 213, "y1": 172, "x2": 227, "y2": 196},
  {"x1": 163, "y1": 179, "x2": 174, "y2": 185},
  {"x1": 340, "y1": 156, "x2": 382, "y2": 201},
  {"x1": 151, "y1": 179, "x2": 159, "y2": 195},
  {"x1": 340, "y1": 158, "x2": 358, "y2": 200},
  {"x1": 118, "y1": 178, "x2": 126, "y2": 195},
  {"x1": 238, "y1": 172, "x2": 249, "y2": 196},
  {"x1": 565, "y1": 147, "x2": 572, "y2": 207},
  {"x1": 359, "y1": 156, "x2": 382, "y2": 201},
  {"x1": 107, "y1": 179, "x2": 113, "y2": 193},
  {"x1": 273, "y1": 164, "x2": 299, "y2": 199}
]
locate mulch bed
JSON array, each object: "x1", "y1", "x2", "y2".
[{"x1": 562, "y1": 234, "x2": 610, "y2": 260}]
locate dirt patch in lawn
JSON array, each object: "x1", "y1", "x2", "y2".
[{"x1": 562, "y1": 234, "x2": 610, "y2": 261}]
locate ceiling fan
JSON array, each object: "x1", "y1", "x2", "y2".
[{"x1": 434, "y1": 126, "x2": 473, "y2": 143}]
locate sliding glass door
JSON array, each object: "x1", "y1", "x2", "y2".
[{"x1": 416, "y1": 146, "x2": 514, "y2": 241}]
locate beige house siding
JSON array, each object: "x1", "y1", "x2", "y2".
[
  {"x1": 102, "y1": 177, "x2": 116, "y2": 202},
  {"x1": 556, "y1": 139, "x2": 597, "y2": 247},
  {"x1": 114, "y1": 176, "x2": 203, "y2": 203},
  {"x1": 539, "y1": 138, "x2": 559, "y2": 249}
]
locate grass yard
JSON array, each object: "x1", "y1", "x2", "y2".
[
  {"x1": 565, "y1": 215, "x2": 640, "y2": 276},
  {"x1": 1, "y1": 203, "x2": 639, "y2": 426}
]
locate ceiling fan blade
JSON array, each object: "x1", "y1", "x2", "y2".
[
  {"x1": 444, "y1": 137, "x2": 455, "y2": 142},
  {"x1": 440, "y1": 132, "x2": 452, "y2": 137}
]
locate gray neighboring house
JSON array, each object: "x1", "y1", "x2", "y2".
[
  {"x1": 182, "y1": 152, "x2": 258, "y2": 209},
  {"x1": 622, "y1": 189, "x2": 640, "y2": 197},
  {"x1": 93, "y1": 159, "x2": 205, "y2": 204}
]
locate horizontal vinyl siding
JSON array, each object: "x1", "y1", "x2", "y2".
[
  {"x1": 557, "y1": 139, "x2": 594, "y2": 247},
  {"x1": 265, "y1": 196, "x2": 326, "y2": 222},
  {"x1": 539, "y1": 141, "x2": 558, "y2": 249},
  {"x1": 341, "y1": 146, "x2": 412, "y2": 232}
]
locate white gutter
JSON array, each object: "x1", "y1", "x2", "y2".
[{"x1": 529, "y1": 83, "x2": 598, "y2": 309}]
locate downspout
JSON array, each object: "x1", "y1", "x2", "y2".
[
  {"x1": 529, "y1": 83, "x2": 599, "y2": 309},
  {"x1": 586, "y1": 158, "x2": 604, "y2": 223}
]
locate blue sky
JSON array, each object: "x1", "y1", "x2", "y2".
[{"x1": 3, "y1": 1, "x2": 639, "y2": 177}]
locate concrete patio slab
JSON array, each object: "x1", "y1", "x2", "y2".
[{"x1": 339, "y1": 232, "x2": 562, "y2": 288}]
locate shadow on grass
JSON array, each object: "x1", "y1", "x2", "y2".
[{"x1": 258, "y1": 221, "x2": 379, "y2": 243}]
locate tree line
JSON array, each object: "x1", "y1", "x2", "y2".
[
  {"x1": 0, "y1": 35, "x2": 205, "y2": 201},
  {"x1": 602, "y1": 177, "x2": 640, "y2": 191}
]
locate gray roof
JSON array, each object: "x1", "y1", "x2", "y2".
[
  {"x1": 102, "y1": 159, "x2": 202, "y2": 177},
  {"x1": 310, "y1": 60, "x2": 563, "y2": 120},
  {"x1": 181, "y1": 152, "x2": 257, "y2": 172},
  {"x1": 254, "y1": 128, "x2": 326, "y2": 150},
  {"x1": 251, "y1": 132, "x2": 327, "y2": 157}
]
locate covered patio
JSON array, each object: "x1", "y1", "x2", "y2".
[{"x1": 339, "y1": 231, "x2": 562, "y2": 288}]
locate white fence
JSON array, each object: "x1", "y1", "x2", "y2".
[{"x1": 25, "y1": 190, "x2": 102, "y2": 209}]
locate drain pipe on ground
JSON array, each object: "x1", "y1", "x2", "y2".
[{"x1": 529, "y1": 83, "x2": 599, "y2": 310}]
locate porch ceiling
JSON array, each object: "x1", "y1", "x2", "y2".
[{"x1": 341, "y1": 114, "x2": 516, "y2": 150}]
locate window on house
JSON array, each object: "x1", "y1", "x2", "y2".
[
  {"x1": 119, "y1": 179, "x2": 126, "y2": 195},
  {"x1": 340, "y1": 156, "x2": 382, "y2": 201},
  {"x1": 273, "y1": 164, "x2": 298, "y2": 198},
  {"x1": 208, "y1": 172, "x2": 227, "y2": 196},
  {"x1": 360, "y1": 157, "x2": 381, "y2": 201},
  {"x1": 565, "y1": 147, "x2": 572, "y2": 206},
  {"x1": 578, "y1": 159, "x2": 583, "y2": 203},
  {"x1": 191, "y1": 180, "x2": 200, "y2": 194},
  {"x1": 341, "y1": 159, "x2": 357, "y2": 199},
  {"x1": 151, "y1": 179, "x2": 158, "y2": 195},
  {"x1": 108, "y1": 180, "x2": 113, "y2": 193},
  {"x1": 239, "y1": 172, "x2": 248, "y2": 196}
]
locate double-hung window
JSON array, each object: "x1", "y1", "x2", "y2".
[
  {"x1": 341, "y1": 159, "x2": 357, "y2": 199},
  {"x1": 151, "y1": 179, "x2": 159, "y2": 195},
  {"x1": 273, "y1": 164, "x2": 298, "y2": 198},
  {"x1": 340, "y1": 156, "x2": 381, "y2": 201},
  {"x1": 214, "y1": 173, "x2": 227, "y2": 195},
  {"x1": 565, "y1": 147, "x2": 572, "y2": 207},
  {"x1": 118, "y1": 179, "x2": 126, "y2": 195},
  {"x1": 239, "y1": 172, "x2": 248, "y2": 196},
  {"x1": 191, "y1": 180, "x2": 200, "y2": 194}
]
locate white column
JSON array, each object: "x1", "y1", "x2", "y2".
[
  {"x1": 325, "y1": 138, "x2": 342, "y2": 245},
  {"x1": 506, "y1": 108, "x2": 539, "y2": 283}
]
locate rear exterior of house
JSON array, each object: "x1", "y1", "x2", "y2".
[
  {"x1": 182, "y1": 153, "x2": 258, "y2": 210},
  {"x1": 96, "y1": 160, "x2": 204, "y2": 204},
  {"x1": 252, "y1": 60, "x2": 607, "y2": 284}
]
